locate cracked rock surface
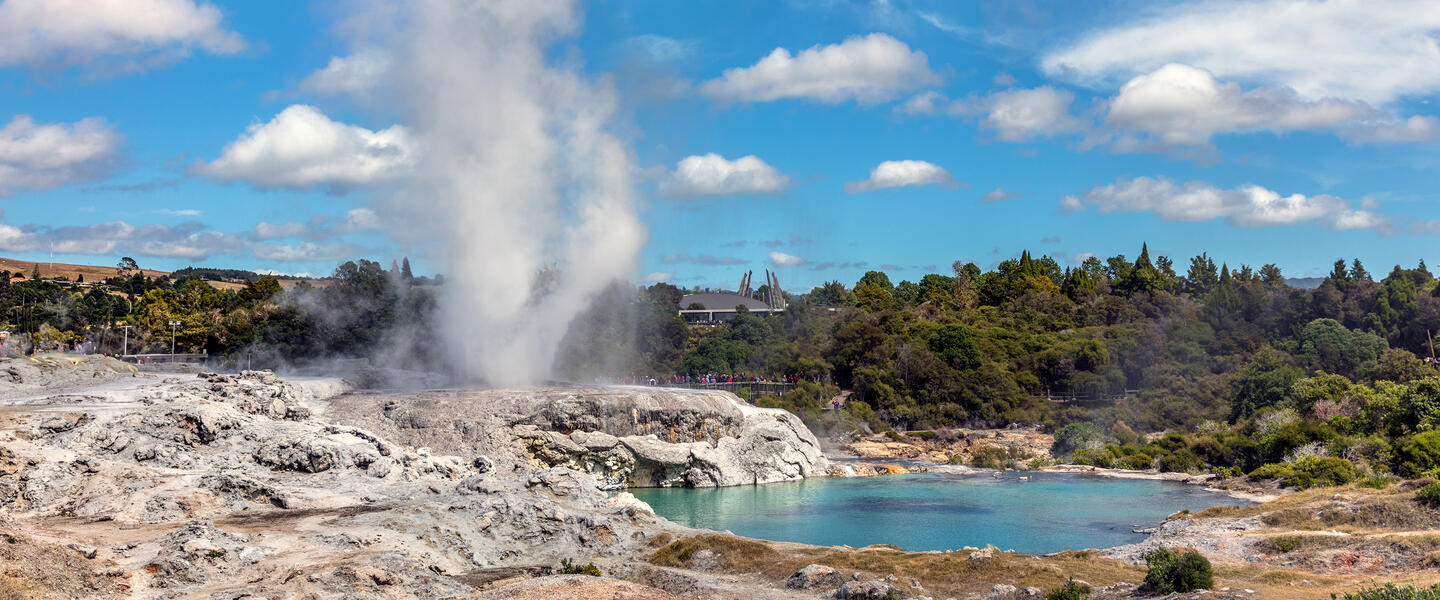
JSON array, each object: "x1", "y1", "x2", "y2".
[{"x1": 0, "y1": 362, "x2": 829, "y2": 599}]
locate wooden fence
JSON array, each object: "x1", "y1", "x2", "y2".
[{"x1": 663, "y1": 381, "x2": 796, "y2": 396}]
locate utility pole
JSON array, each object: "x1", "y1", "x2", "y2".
[
  {"x1": 120, "y1": 324, "x2": 131, "y2": 356},
  {"x1": 168, "y1": 321, "x2": 180, "y2": 355}
]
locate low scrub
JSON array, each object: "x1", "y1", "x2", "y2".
[
  {"x1": 1333, "y1": 583, "x2": 1440, "y2": 599},
  {"x1": 1046, "y1": 577, "x2": 1090, "y2": 600},
  {"x1": 1142, "y1": 548, "x2": 1213, "y2": 594},
  {"x1": 649, "y1": 535, "x2": 777, "y2": 573},
  {"x1": 1416, "y1": 482, "x2": 1440, "y2": 508},
  {"x1": 1248, "y1": 456, "x2": 1359, "y2": 490},
  {"x1": 559, "y1": 558, "x2": 600, "y2": 577}
]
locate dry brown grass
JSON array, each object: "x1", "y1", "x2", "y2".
[{"x1": 0, "y1": 256, "x2": 321, "y2": 291}]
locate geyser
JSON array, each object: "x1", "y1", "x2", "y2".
[{"x1": 374, "y1": 0, "x2": 646, "y2": 386}]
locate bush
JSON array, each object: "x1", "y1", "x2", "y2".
[
  {"x1": 1070, "y1": 447, "x2": 1114, "y2": 469},
  {"x1": 1268, "y1": 536, "x2": 1302, "y2": 553},
  {"x1": 559, "y1": 558, "x2": 601, "y2": 577},
  {"x1": 1358, "y1": 475, "x2": 1398, "y2": 489},
  {"x1": 1248, "y1": 456, "x2": 1359, "y2": 490},
  {"x1": 909, "y1": 430, "x2": 936, "y2": 441},
  {"x1": 1120, "y1": 453, "x2": 1154, "y2": 470},
  {"x1": 1142, "y1": 548, "x2": 1213, "y2": 594},
  {"x1": 1052, "y1": 422, "x2": 1106, "y2": 460},
  {"x1": 1416, "y1": 482, "x2": 1440, "y2": 508},
  {"x1": 1046, "y1": 577, "x2": 1090, "y2": 600},
  {"x1": 1332, "y1": 583, "x2": 1440, "y2": 599},
  {"x1": 969, "y1": 445, "x2": 1009, "y2": 469},
  {"x1": 1396, "y1": 431, "x2": 1440, "y2": 478}
]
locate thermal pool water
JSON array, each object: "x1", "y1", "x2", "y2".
[{"x1": 631, "y1": 471, "x2": 1250, "y2": 554}]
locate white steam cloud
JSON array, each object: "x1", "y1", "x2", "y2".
[{"x1": 362, "y1": 0, "x2": 645, "y2": 386}]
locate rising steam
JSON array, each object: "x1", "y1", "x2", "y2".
[{"x1": 364, "y1": 0, "x2": 646, "y2": 385}]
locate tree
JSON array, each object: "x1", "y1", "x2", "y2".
[
  {"x1": 117, "y1": 257, "x2": 139, "y2": 274},
  {"x1": 1350, "y1": 258, "x2": 1372, "y2": 282},
  {"x1": 1329, "y1": 259, "x2": 1351, "y2": 287},
  {"x1": 1259, "y1": 264, "x2": 1284, "y2": 286},
  {"x1": 928, "y1": 324, "x2": 980, "y2": 370},
  {"x1": 1230, "y1": 346, "x2": 1302, "y2": 421},
  {"x1": 1185, "y1": 254, "x2": 1218, "y2": 295},
  {"x1": 401, "y1": 257, "x2": 414, "y2": 281},
  {"x1": 856, "y1": 271, "x2": 894, "y2": 294},
  {"x1": 31, "y1": 264, "x2": 41, "y2": 280}
]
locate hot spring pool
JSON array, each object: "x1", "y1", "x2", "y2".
[{"x1": 629, "y1": 470, "x2": 1249, "y2": 554}]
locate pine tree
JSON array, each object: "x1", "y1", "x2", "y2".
[
  {"x1": 1329, "y1": 259, "x2": 1350, "y2": 282},
  {"x1": 31, "y1": 264, "x2": 40, "y2": 280},
  {"x1": 1350, "y1": 258, "x2": 1371, "y2": 281},
  {"x1": 401, "y1": 257, "x2": 414, "y2": 281}
]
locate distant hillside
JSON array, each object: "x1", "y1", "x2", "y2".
[
  {"x1": 0, "y1": 257, "x2": 320, "y2": 290},
  {"x1": 1285, "y1": 277, "x2": 1326, "y2": 290},
  {"x1": 0, "y1": 257, "x2": 169, "y2": 282}
]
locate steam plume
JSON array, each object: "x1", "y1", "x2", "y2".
[{"x1": 366, "y1": 0, "x2": 645, "y2": 385}]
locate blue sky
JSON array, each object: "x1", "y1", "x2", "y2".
[{"x1": 1, "y1": 0, "x2": 1437, "y2": 290}]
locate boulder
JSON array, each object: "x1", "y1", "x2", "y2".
[
  {"x1": 787, "y1": 564, "x2": 843, "y2": 589},
  {"x1": 834, "y1": 579, "x2": 900, "y2": 599}
]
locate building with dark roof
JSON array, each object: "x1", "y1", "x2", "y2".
[{"x1": 677, "y1": 269, "x2": 786, "y2": 322}]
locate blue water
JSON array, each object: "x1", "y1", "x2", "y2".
[{"x1": 630, "y1": 471, "x2": 1249, "y2": 554}]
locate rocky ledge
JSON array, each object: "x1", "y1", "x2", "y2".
[{"x1": 324, "y1": 385, "x2": 830, "y2": 489}]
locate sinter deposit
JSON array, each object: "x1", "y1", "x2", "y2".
[{"x1": 0, "y1": 358, "x2": 826, "y2": 599}]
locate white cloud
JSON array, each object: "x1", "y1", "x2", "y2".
[
  {"x1": 642, "y1": 271, "x2": 673, "y2": 284},
  {"x1": 1342, "y1": 115, "x2": 1440, "y2": 143},
  {"x1": 1061, "y1": 176, "x2": 1391, "y2": 233},
  {"x1": 1103, "y1": 63, "x2": 1432, "y2": 149},
  {"x1": 0, "y1": 220, "x2": 244, "y2": 260},
  {"x1": 903, "y1": 87, "x2": 1084, "y2": 141},
  {"x1": 844, "y1": 160, "x2": 956, "y2": 193},
  {"x1": 1043, "y1": 0, "x2": 1440, "y2": 105},
  {"x1": 252, "y1": 221, "x2": 306, "y2": 241},
  {"x1": 769, "y1": 251, "x2": 807, "y2": 267},
  {"x1": 300, "y1": 50, "x2": 391, "y2": 96},
  {"x1": 0, "y1": 115, "x2": 122, "y2": 196},
  {"x1": 195, "y1": 105, "x2": 415, "y2": 192},
  {"x1": 700, "y1": 33, "x2": 940, "y2": 104},
  {"x1": 155, "y1": 208, "x2": 202, "y2": 217},
  {"x1": 659, "y1": 153, "x2": 789, "y2": 197},
  {"x1": 981, "y1": 187, "x2": 1019, "y2": 202},
  {"x1": 978, "y1": 87, "x2": 1084, "y2": 141},
  {"x1": 250, "y1": 208, "x2": 382, "y2": 242},
  {"x1": 252, "y1": 241, "x2": 365, "y2": 262},
  {"x1": 0, "y1": 0, "x2": 244, "y2": 69}
]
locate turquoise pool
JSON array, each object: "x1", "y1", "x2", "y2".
[{"x1": 630, "y1": 470, "x2": 1248, "y2": 554}]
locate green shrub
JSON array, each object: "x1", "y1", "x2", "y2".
[
  {"x1": 969, "y1": 445, "x2": 1009, "y2": 469},
  {"x1": 884, "y1": 430, "x2": 903, "y2": 442},
  {"x1": 1397, "y1": 431, "x2": 1440, "y2": 478},
  {"x1": 1026, "y1": 456, "x2": 1055, "y2": 470},
  {"x1": 909, "y1": 430, "x2": 936, "y2": 441},
  {"x1": 559, "y1": 558, "x2": 601, "y2": 577},
  {"x1": 1416, "y1": 482, "x2": 1440, "y2": 508},
  {"x1": 1157, "y1": 449, "x2": 1204, "y2": 474},
  {"x1": 1052, "y1": 422, "x2": 1107, "y2": 460},
  {"x1": 1332, "y1": 582, "x2": 1440, "y2": 599},
  {"x1": 1045, "y1": 577, "x2": 1090, "y2": 600},
  {"x1": 1358, "y1": 475, "x2": 1398, "y2": 489},
  {"x1": 1212, "y1": 465, "x2": 1242, "y2": 479},
  {"x1": 1248, "y1": 456, "x2": 1359, "y2": 490},
  {"x1": 1120, "y1": 453, "x2": 1154, "y2": 470},
  {"x1": 1268, "y1": 536, "x2": 1302, "y2": 553},
  {"x1": 1296, "y1": 455, "x2": 1360, "y2": 487},
  {"x1": 1071, "y1": 447, "x2": 1114, "y2": 469},
  {"x1": 1142, "y1": 548, "x2": 1213, "y2": 594},
  {"x1": 735, "y1": 387, "x2": 751, "y2": 401}
]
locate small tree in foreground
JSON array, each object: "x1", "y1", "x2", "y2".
[{"x1": 1142, "y1": 548, "x2": 1213, "y2": 594}]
